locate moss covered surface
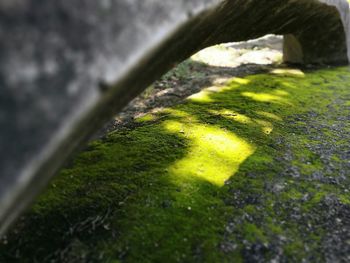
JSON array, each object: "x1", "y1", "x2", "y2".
[{"x1": 1, "y1": 66, "x2": 350, "y2": 262}]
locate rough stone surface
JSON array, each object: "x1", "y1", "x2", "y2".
[
  {"x1": 283, "y1": 0, "x2": 350, "y2": 63},
  {"x1": 0, "y1": 0, "x2": 349, "y2": 234}
]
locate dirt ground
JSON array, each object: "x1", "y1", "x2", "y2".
[{"x1": 96, "y1": 35, "x2": 284, "y2": 136}]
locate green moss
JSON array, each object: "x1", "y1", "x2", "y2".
[
  {"x1": 1, "y1": 66, "x2": 350, "y2": 262},
  {"x1": 243, "y1": 223, "x2": 268, "y2": 243}
]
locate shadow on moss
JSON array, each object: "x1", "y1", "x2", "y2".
[{"x1": 1, "y1": 64, "x2": 350, "y2": 262}]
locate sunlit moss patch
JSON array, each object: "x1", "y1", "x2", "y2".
[
  {"x1": 164, "y1": 120, "x2": 256, "y2": 186},
  {"x1": 1, "y1": 66, "x2": 350, "y2": 262}
]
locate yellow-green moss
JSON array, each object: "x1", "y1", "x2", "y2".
[{"x1": 1, "y1": 66, "x2": 349, "y2": 262}]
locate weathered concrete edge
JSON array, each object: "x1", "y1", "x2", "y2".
[
  {"x1": 283, "y1": 0, "x2": 350, "y2": 64},
  {"x1": 320, "y1": 0, "x2": 350, "y2": 61},
  {"x1": 0, "y1": 1, "x2": 224, "y2": 236}
]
